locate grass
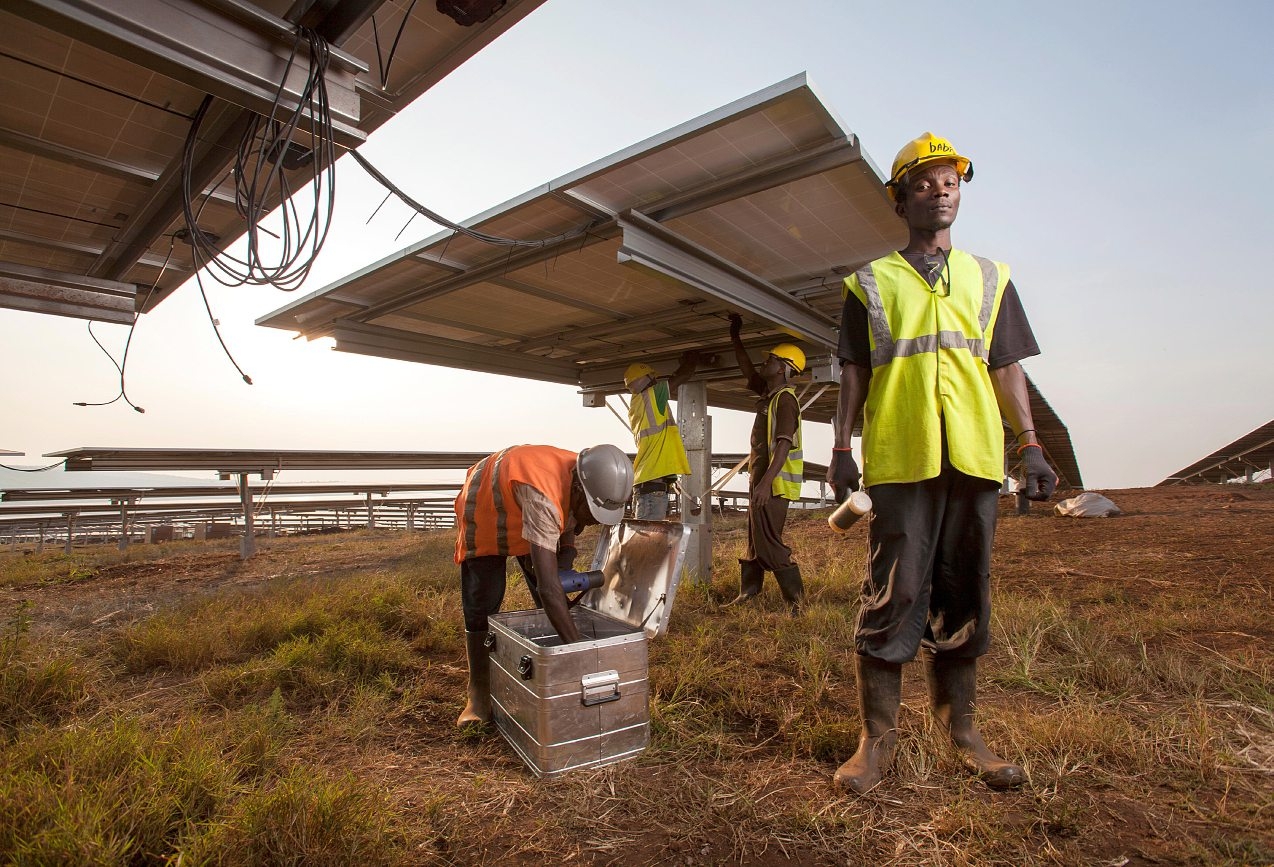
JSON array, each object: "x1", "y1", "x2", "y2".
[{"x1": 0, "y1": 487, "x2": 1271, "y2": 865}]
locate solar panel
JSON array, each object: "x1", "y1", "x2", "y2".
[
  {"x1": 1158, "y1": 418, "x2": 1274, "y2": 485},
  {"x1": 0, "y1": 0, "x2": 547, "y2": 321},
  {"x1": 259, "y1": 74, "x2": 903, "y2": 426}
]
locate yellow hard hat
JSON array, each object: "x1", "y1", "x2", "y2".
[
  {"x1": 624, "y1": 362, "x2": 656, "y2": 389},
  {"x1": 769, "y1": 343, "x2": 806, "y2": 375},
  {"x1": 885, "y1": 132, "x2": 973, "y2": 200}
]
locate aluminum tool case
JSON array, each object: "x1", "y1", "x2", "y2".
[{"x1": 487, "y1": 520, "x2": 690, "y2": 778}]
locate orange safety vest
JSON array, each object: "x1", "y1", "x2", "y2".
[{"x1": 453, "y1": 445, "x2": 576, "y2": 563}]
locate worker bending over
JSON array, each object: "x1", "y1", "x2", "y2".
[
  {"x1": 454, "y1": 443, "x2": 634, "y2": 726},
  {"x1": 624, "y1": 350, "x2": 699, "y2": 519},
  {"x1": 724, "y1": 314, "x2": 807, "y2": 615},
  {"x1": 828, "y1": 133, "x2": 1057, "y2": 793}
]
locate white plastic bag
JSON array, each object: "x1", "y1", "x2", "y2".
[{"x1": 1053, "y1": 491, "x2": 1122, "y2": 517}]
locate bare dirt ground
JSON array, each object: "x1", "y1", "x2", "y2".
[{"x1": 5, "y1": 484, "x2": 1273, "y2": 865}]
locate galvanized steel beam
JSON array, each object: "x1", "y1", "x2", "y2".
[
  {"x1": 0, "y1": 262, "x2": 137, "y2": 324},
  {"x1": 616, "y1": 210, "x2": 839, "y2": 347}
]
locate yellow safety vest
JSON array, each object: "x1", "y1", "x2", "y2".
[
  {"x1": 629, "y1": 381, "x2": 691, "y2": 485},
  {"x1": 766, "y1": 386, "x2": 803, "y2": 500},
  {"x1": 843, "y1": 249, "x2": 1008, "y2": 486}
]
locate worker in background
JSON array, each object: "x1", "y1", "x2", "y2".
[
  {"x1": 624, "y1": 350, "x2": 700, "y2": 520},
  {"x1": 453, "y1": 443, "x2": 634, "y2": 726},
  {"x1": 724, "y1": 313, "x2": 806, "y2": 615},
  {"x1": 827, "y1": 133, "x2": 1057, "y2": 794}
]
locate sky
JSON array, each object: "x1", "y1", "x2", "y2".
[{"x1": 2, "y1": 0, "x2": 1271, "y2": 491}]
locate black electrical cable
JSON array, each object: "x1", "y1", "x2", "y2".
[
  {"x1": 72, "y1": 235, "x2": 178, "y2": 414},
  {"x1": 190, "y1": 257, "x2": 254, "y2": 386},
  {"x1": 0, "y1": 462, "x2": 63, "y2": 472},
  {"x1": 0, "y1": 50, "x2": 194, "y2": 119},
  {"x1": 371, "y1": 0, "x2": 419, "y2": 90},
  {"x1": 179, "y1": 26, "x2": 336, "y2": 292},
  {"x1": 351, "y1": 150, "x2": 599, "y2": 248}
]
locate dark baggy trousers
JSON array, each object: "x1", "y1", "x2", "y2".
[
  {"x1": 460, "y1": 554, "x2": 541, "y2": 633},
  {"x1": 855, "y1": 466, "x2": 1000, "y2": 665},
  {"x1": 745, "y1": 493, "x2": 795, "y2": 572}
]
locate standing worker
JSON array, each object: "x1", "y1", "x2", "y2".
[
  {"x1": 827, "y1": 133, "x2": 1057, "y2": 794},
  {"x1": 624, "y1": 350, "x2": 699, "y2": 519},
  {"x1": 454, "y1": 443, "x2": 634, "y2": 727},
  {"x1": 724, "y1": 314, "x2": 807, "y2": 615}
]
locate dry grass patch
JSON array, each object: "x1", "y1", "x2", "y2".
[{"x1": 0, "y1": 491, "x2": 1271, "y2": 865}]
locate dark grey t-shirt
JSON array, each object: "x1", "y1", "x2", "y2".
[{"x1": 837, "y1": 251, "x2": 1040, "y2": 369}]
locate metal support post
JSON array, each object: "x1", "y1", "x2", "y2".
[
  {"x1": 116, "y1": 498, "x2": 133, "y2": 551},
  {"x1": 677, "y1": 380, "x2": 712, "y2": 583},
  {"x1": 366, "y1": 493, "x2": 375, "y2": 529},
  {"x1": 238, "y1": 472, "x2": 256, "y2": 559},
  {"x1": 65, "y1": 512, "x2": 75, "y2": 554}
]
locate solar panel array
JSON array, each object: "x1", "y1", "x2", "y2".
[{"x1": 1158, "y1": 418, "x2": 1274, "y2": 485}]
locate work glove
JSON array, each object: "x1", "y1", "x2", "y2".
[
  {"x1": 556, "y1": 545, "x2": 578, "y2": 570},
  {"x1": 827, "y1": 449, "x2": 861, "y2": 503},
  {"x1": 728, "y1": 313, "x2": 743, "y2": 339},
  {"x1": 1020, "y1": 446, "x2": 1057, "y2": 501}
]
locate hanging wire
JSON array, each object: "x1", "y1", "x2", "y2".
[
  {"x1": 371, "y1": 0, "x2": 420, "y2": 90},
  {"x1": 73, "y1": 234, "x2": 179, "y2": 414},
  {"x1": 350, "y1": 150, "x2": 599, "y2": 248},
  {"x1": 0, "y1": 461, "x2": 63, "y2": 472},
  {"x1": 179, "y1": 26, "x2": 336, "y2": 292}
]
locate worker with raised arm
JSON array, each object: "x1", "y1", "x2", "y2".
[
  {"x1": 453, "y1": 443, "x2": 633, "y2": 726},
  {"x1": 723, "y1": 314, "x2": 807, "y2": 615},
  {"x1": 827, "y1": 133, "x2": 1057, "y2": 794},
  {"x1": 624, "y1": 350, "x2": 700, "y2": 520}
]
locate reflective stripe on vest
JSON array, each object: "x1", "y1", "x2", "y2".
[
  {"x1": 766, "y1": 386, "x2": 804, "y2": 500},
  {"x1": 843, "y1": 249, "x2": 1009, "y2": 486},
  {"x1": 454, "y1": 445, "x2": 576, "y2": 562},
  {"x1": 633, "y1": 389, "x2": 675, "y2": 440},
  {"x1": 854, "y1": 254, "x2": 1000, "y2": 369},
  {"x1": 629, "y1": 382, "x2": 691, "y2": 485}
]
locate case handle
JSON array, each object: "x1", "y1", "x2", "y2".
[
  {"x1": 580, "y1": 670, "x2": 620, "y2": 706},
  {"x1": 517, "y1": 655, "x2": 534, "y2": 680}
]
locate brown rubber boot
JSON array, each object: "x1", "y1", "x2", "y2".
[
  {"x1": 456, "y1": 630, "x2": 492, "y2": 727},
  {"x1": 773, "y1": 564, "x2": 804, "y2": 616},
  {"x1": 722, "y1": 559, "x2": 764, "y2": 607},
  {"x1": 834, "y1": 655, "x2": 902, "y2": 794},
  {"x1": 923, "y1": 653, "x2": 1026, "y2": 789}
]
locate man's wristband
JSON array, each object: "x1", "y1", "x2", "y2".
[{"x1": 1017, "y1": 442, "x2": 1042, "y2": 455}]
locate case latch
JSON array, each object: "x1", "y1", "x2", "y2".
[{"x1": 580, "y1": 670, "x2": 620, "y2": 706}]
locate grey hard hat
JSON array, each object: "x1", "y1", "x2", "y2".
[{"x1": 576, "y1": 444, "x2": 634, "y2": 525}]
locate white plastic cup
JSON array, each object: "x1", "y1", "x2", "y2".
[{"x1": 828, "y1": 490, "x2": 873, "y2": 533}]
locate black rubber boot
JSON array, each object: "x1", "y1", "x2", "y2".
[
  {"x1": 834, "y1": 655, "x2": 902, "y2": 794},
  {"x1": 774, "y1": 564, "x2": 805, "y2": 616},
  {"x1": 722, "y1": 558, "x2": 764, "y2": 607},
  {"x1": 923, "y1": 653, "x2": 1026, "y2": 789},
  {"x1": 456, "y1": 630, "x2": 491, "y2": 727}
]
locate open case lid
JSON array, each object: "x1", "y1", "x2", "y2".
[{"x1": 583, "y1": 520, "x2": 691, "y2": 638}]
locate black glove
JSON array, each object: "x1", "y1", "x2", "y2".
[
  {"x1": 728, "y1": 313, "x2": 743, "y2": 339},
  {"x1": 828, "y1": 450, "x2": 861, "y2": 503},
  {"x1": 556, "y1": 545, "x2": 578, "y2": 570},
  {"x1": 1020, "y1": 446, "x2": 1057, "y2": 501}
]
